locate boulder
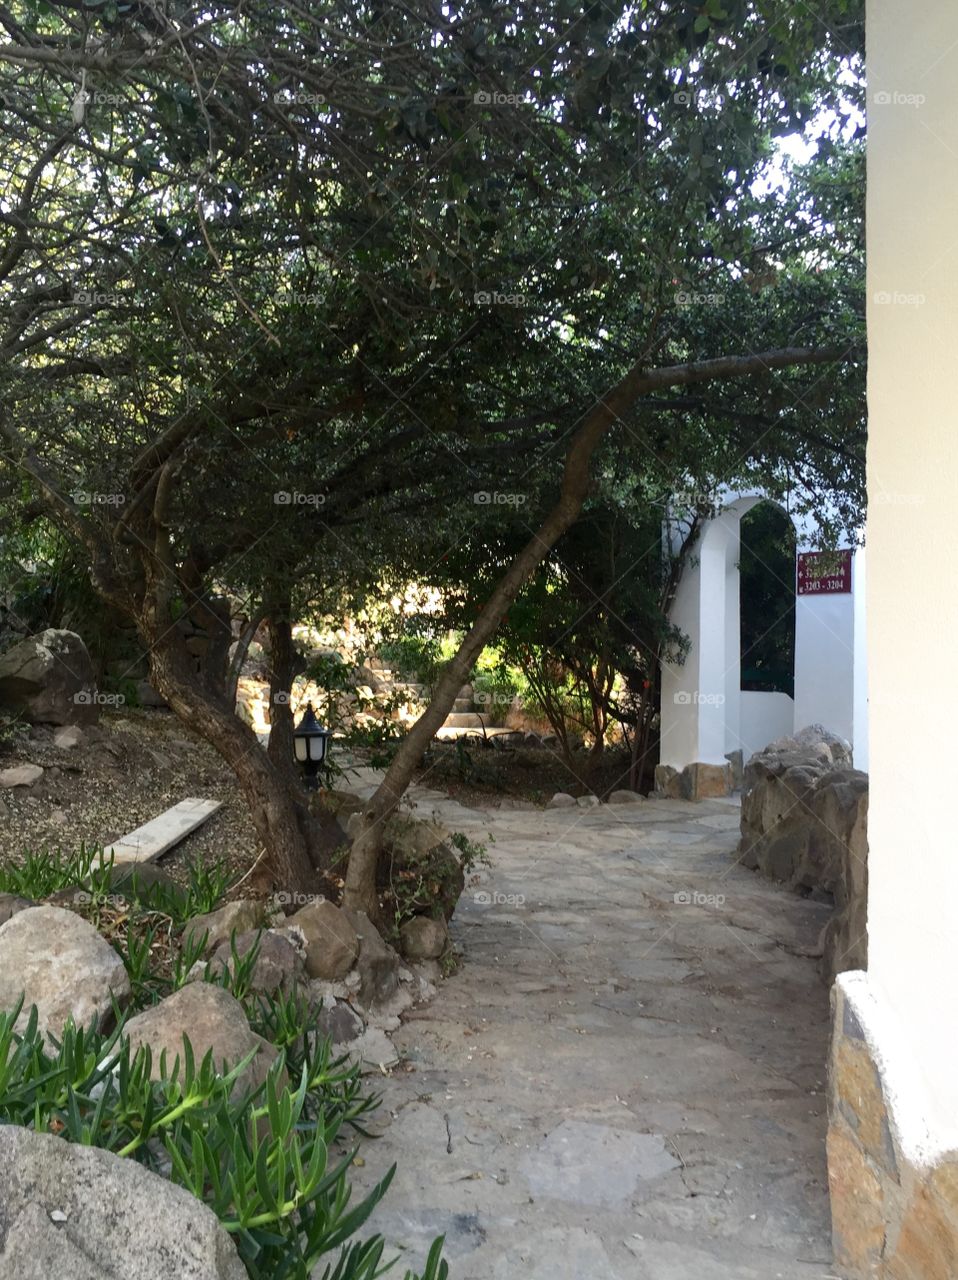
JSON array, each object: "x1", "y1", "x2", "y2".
[
  {"x1": 0, "y1": 906, "x2": 130, "y2": 1040},
  {"x1": 654, "y1": 761, "x2": 732, "y2": 800},
  {"x1": 724, "y1": 748, "x2": 745, "y2": 790},
  {"x1": 547, "y1": 792, "x2": 576, "y2": 809},
  {"x1": 43, "y1": 885, "x2": 92, "y2": 911},
  {"x1": 99, "y1": 863, "x2": 188, "y2": 911},
  {"x1": 686, "y1": 762, "x2": 733, "y2": 799},
  {"x1": 206, "y1": 929, "x2": 305, "y2": 995},
  {"x1": 182, "y1": 900, "x2": 264, "y2": 955},
  {"x1": 355, "y1": 665, "x2": 385, "y2": 693},
  {"x1": 653, "y1": 764, "x2": 679, "y2": 797},
  {"x1": 576, "y1": 794, "x2": 600, "y2": 808},
  {"x1": 0, "y1": 1125, "x2": 246, "y2": 1280},
  {"x1": 0, "y1": 893, "x2": 34, "y2": 927},
  {"x1": 52, "y1": 725, "x2": 84, "y2": 749},
  {"x1": 607, "y1": 789, "x2": 644, "y2": 804},
  {"x1": 122, "y1": 983, "x2": 279, "y2": 1097},
  {"x1": 762, "y1": 723, "x2": 853, "y2": 767},
  {"x1": 135, "y1": 679, "x2": 168, "y2": 709},
  {"x1": 739, "y1": 734, "x2": 868, "y2": 984},
  {"x1": 0, "y1": 764, "x2": 43, "y2": 789},
  {"x1": 794, "y1": 722, "x2": 852, "y2": 764},
  {"x1": 399, "y1": 915, "x2": 449, "y2": 960},
  {"x1": 821, "y1": 791, "x2": 869, "y2": 981},
  {"x1": 342, "y1": 909, "x2": 400, "y2": 1008},
  {"x1": 0, "y1": 630, "x2": 99, "y2": 725},
  {"x1": 311, "y1": 996, "x2": 365, "y2": 1045},
  {"x1": 287, "y1": 899, "x2": 359, "y2": 979}
]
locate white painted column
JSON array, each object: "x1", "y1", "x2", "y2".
[
  {"x1": 659, "y1": 509, "x2": 738, "y2": 768},
  {"x1": 721, "y1": 509, "x2": 742, "y2": 757},
  {"x1": 864, "y1": 0, "x2": 958, "y2": 1150},
  {"x1": 852, "y1": 549, "x2": 868, "y2": 772}
]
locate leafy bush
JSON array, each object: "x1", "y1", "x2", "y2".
[
  {"x1": 341, "y1": 715, "x2": 408, "y2": 769},
  {"x1": 244, "y1": 990, "x2": 379, "y2": 1134},
  {"x1": 0, "y1": 845, "x2": 249, "y2": 1012},
  {"x1": 470, "y1": 648, "x2": 528, "y2": 725},
  {"x1": 0, "y1": 710, "x2": 25, "y2": 755},
  {"x1": 449, "y1": 831, "x2": 491, "y2": 877},
  {"x1": 0, "y1": 998, "x2": 446, "y2": 1280},
  {"x1": 179, "y1": 852, "x2": 236, "y2": 916},
  {"x1": 376, "y1": 634, "x2": 444, "y2": 688}
]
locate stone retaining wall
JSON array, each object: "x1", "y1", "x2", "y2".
[
  {"x1": 738, "y1": 726, "x2": 867, "y2": 982},
  {"x1": 828, "y1": 977, "x2": 958, "y2": 1279}
]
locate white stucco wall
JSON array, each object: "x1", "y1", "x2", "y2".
[
  {"x1": 867, "y1": 0, "x2": 958, "y2": 1148},
  {"x1": 660, "y1": 492, "x2": 864, "y2": 771},
  {"x1": 792, "y1": 582, "x2": 856, "y2": 746},
  {"x1": 852, "y1": 549, "x2": 869, "y2": 772},
  {"x1": 739, "y1": 691, "x2": 795, "y2": 761}
]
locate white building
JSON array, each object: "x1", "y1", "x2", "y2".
[
  {"x1": 659, "y1": 489, "x2": 868, "y2": 777},
  {"x1": 825, "y1": 5, "x2": 958, "y2": 1275}
]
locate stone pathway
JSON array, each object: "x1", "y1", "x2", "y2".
[{"x1": 344, "y1": 777, "x2": 838, "y2": 1280}]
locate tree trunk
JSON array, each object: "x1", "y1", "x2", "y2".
[
  {"x1": 342, "y1": 380, "x2": 619, "y2": 914},
  {"x1": 342, "y1": 343, "x2": 849, "y2": 915},
  {"x1": 226, "y1": 604, "x2": 267, "y2": 706},
  {"x1": 265, "y1": 602, "x2": 300, "y2": 789},
  {"x1": 140, "y1": 614, "x2": 323, "y2": 896}
]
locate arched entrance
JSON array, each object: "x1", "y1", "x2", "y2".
[
  {"x1": 738, "y1": 500, "x2": 797, "y2": 756},
  {"x1": 659, "y1": 488, "x2": 865, "y2": 786}
]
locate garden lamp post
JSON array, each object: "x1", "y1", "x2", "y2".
[{"x1": 293, "y1": 702, "x2": 331, "y2": 790}]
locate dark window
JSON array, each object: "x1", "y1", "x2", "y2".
[{"x1": 740, "y1": 502, "x2": 796, "y2": 697}]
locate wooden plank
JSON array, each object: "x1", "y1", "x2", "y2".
[{"x1": 106, "y1": 797, "x2": 223, "y2": 866}]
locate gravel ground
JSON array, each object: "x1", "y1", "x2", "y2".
[{"x1": 0, "y1": 709, "x2": 259, "y2": 882}]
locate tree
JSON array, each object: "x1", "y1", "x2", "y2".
[{"x1": 0, "y1": 0, "x2": 865, "y2": 911}]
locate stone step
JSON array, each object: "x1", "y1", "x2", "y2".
[
  {"x1": 391, "y1": 681, "x2": 425, "y2": 697},
  {"x1": 441, "y1": 711, "x2": 486, "y2": 730},
  {"x1": 434, "y1": 724, "x2": 515, "y2": 741}
]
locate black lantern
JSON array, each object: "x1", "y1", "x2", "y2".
[{"x1": 293, "y1": 702, "x2": 331, "y2": 790}]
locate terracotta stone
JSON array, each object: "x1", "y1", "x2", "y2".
[
  {"x1": 834, "y1": 1037, "x2": 898, "y2": 1180},
  {"x1": 827, "y1": 1121, "x2": 886, "y2": 1276},
  {"x1": 887, "y1": 1181, "x2": 958, "y2": 1280},
  {"x1": 654, "y1": 761, "x2": 731, "y2": 800},
  {"x1": 929, "y1": 1161, "x2": 958, "y2": 1214},
  {"x1": 687, "y1": 762, "x2": 732, "y2": 799},
  {"x1": 826, "y1": 985, "x2": 958, "y2": 1280}
]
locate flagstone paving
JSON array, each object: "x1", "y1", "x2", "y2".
[{"x1": 342, "y1": 775, "x2": 837, "y2": 1280}]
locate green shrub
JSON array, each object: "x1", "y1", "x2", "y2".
[
  {"x1": 469, "y1": 649, "x2": 528, "y2": 726},
  {"x1": 342, "y1": 716, "x2": 407, "y2": 769},
  {"x1": 0, "y1": 998, "x2": 446, "y2": 1280},
  {"x1": 0, "y1": 710, "x2": 25, "y2": 755},
  {"x1": 376, "y1": 634, "x2": 444, "y2": 687}
]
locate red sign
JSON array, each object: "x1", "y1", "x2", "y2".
[{"x1": 797, "y1": 550, "x2": 852, "y2": 596}]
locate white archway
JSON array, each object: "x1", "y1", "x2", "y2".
[{"x1": 659, "y1": 488, "x2": 866, "y2": 778}]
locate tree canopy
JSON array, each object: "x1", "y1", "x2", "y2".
[{"x1": 0, "y1": 0, "x2": 866, "y2": 903}]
